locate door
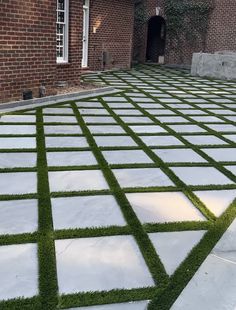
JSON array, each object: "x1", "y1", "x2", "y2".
[{"x1": 82, "y1": 0, "x2": 89, "y2": 67}]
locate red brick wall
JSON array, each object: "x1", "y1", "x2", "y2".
[
  {"x1": 133, "y1": 0, "x2": 236, "y2": 65},
  {"x1": 206, "y1": 0, "x2": 236, "y2": 53},
  {"x1": 0, "y1": 0, "x2": 56, "y2": 102},
  {"x1": 88, "y1": 0, "x2": 134, "y2": 71},
  {"x1": 0, "y1": 0, "x2": 134, "y2": 103}
]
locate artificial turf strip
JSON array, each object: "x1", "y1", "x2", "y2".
[
  {"x1": 36, "y1": 109, "x2": 58, "y2": 310},
  {"x1": 59, "y1": 287, "x2": 159, "y2": 309},
  {"x1": 0, "y1": 296, "x2": 41, "y2": 310},
  {"x1": 71, "y1": 102, "x2": 169, "y2": 287}
]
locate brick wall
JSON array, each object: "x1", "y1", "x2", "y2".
[
  {"x1": 88, "y1": 0, "x2": 134, "y2": 71},
  {"x1": 206, "y1": 0, "x2": 236, "y2": 53},
  {"x1": 133, "y1": 0, "x2": 236, "y2": 65},
  {"x1": 0, "y1": 0, "x2": 134, "y2": 103},
  {"x1": 0, "y1": 0, "x2": 56, "y2": 102}
]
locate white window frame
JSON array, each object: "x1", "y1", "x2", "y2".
[
  {"x1": 56, "y1": 0, "x2": 69, "y2": 64},
  {"x1": 82, "y1": 0, "x2": 90, "y2": 68}
]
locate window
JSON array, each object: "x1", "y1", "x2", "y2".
[{"x1": 56, "y1": 0, "x2": 69, "y2": 63}]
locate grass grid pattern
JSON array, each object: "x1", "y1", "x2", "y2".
[{"x1": 0, "y1": 65, "x2": 235, "y2": 309}]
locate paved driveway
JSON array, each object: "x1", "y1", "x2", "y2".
[{"x1": 0, "y1": 65, "x2": 235, "y2": 310}]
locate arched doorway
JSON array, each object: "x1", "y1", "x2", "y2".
[{"x1": 146, "y1": 16, "x2": 166, "y2": 63}]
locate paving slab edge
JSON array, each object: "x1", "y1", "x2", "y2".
[{"x1": 0, "y1": 87, "x2": 118, "y2": 114}]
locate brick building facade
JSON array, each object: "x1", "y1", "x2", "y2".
[
  {"x1": 0, "y1": 0, "x2": 134, "y2": 103},
  {"x1": 133, "y1": 0, "x2": 236, "y2": 65}
]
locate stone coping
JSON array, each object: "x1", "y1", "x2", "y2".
[{"x1": 0, "y1": 86, "x2": 118, "y2": 114}]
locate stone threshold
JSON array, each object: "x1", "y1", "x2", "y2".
[{"x1": 0, "y1": 86, "x2": 118, "y2": 114}]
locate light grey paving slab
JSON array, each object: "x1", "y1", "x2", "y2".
[
  {"x1": 130, "y1": 125, "x2": 166, "y2": 134},
  {"x1": 0, "y1": 243, "x2": 38, "y2": 300},
  {"x1": 0, "y1": 137, "x2": 36, "y2": 149},
  {"x1": 55, "y1": 235, "x2": 154, "y2": 294},
  {"x1": 44, "y1": 125, "x2": 82, "y2": 135},
  {"x1": 183, "y1": 135, "x2": 227, "y2": 145},
  {"x1": 120, "y1": 116, "x2": 153, "y2": 124},
  {"x1": 48, "y1": 170, "x2": 109, "y2": 192},
  {"x1": 0, "y1": 115, "x2": 36, "y2": 123},
  {"x1": 0, "y1": 199, "x2": 38, "y2": 235},
  {"x1": 47, "y1": 151, "x2": 97, "y2": 167},
  {"x1": 206, "y1": 124, "x2": 236, "y2": 132},
  {"x1": 154, "y1": 149, "x2": 207, "y2": 163},
  {"x1": 67, "y1": 300, "x2": 149, "y2": 310},
  {"x1": 151, "y1": 93, "x2": 171, "y2": 97},
  {"x1": 194, "y1": 189, "x2": 236, "y2": 217},
  {"x1": 185, "y1": 99, "x2": 207, "y2": 103},
  {"x1": 121, "y1": 116, "x2": 153, "y2": 124},
  {"x1": 224, "y1": 116, "x2": 236, "y2": 122},
  {"x1": 159, "y1": 98, "x2": 181, "y2": 103},
  {"x1": 76, "y1": 102, "x2": 104, "y2": 108},
  {"x1": 52, "y1": 195, "x2": 126, "y2": 230},
  {"x1": 140, "y1": 135, "x2": 183, "y2": 146},
  {"x1": 177, "y1": 109, "x2": 207, "y2": 115},
  {"x1": 223, "y1": 135, "x2": 236, "y2": 143},
  {"x1": 138, "y1": 103, "x2": 163, "y2": 109},
  {"x1": 202, "y1": 148, "x2": 236, "y2": 162},
  {"x1": 112, "y1": 168, "x2": 174, "y2": 188},
  {"x1": 94, "y1": 136, "x2": 137, "y2": 147},
  {"x1": 167, "y1": 104, "x2": 193, "y2": 109},
  {"x1": 168, "y1": 124, "x2": 206, "y2": 133},
  {"x1": 0, "y1": 125, "x2": 36, "y2": 135},
  {"x1": 88, "y1": 125, "x2": 125, "y2": 134},
  {"x1": 103, "y1": 96, "x2": 127, "y2": 102},
  {"x1": 126, "y1": 92, "x2": 147, "y2": 97},
  {"x1": 83, "y1": 116, "x2": 117, "y2": 124},
  {"x1": 0, "y1": 172, "x2": 37, "y2": 195},
  {"x1": 196, "y1": 104, "x2": 221, "y2": 109},
  {"x1": 171, "y1": 167, "x2": 233, "y2": 186},
  {"x1": 80, "y1": 109, "x2": 110, "y2": 116},
  {"x1": 43, "y1": 108, "x2": 73, "y2": 115},
  {"x1": 190, "y1": 116, "x2": 224, "y2": 123},
  {"x1": 130, "y1": 97, "x2": 154, "y2": 103},
  {"x1": 208, "y1": 109, "x2": 236, "y2": 115},
  {"x1": 0, "y1": 152, "x2": 36, "y2": 168},
  {"x1": 113, "y1": 109, "x2": 143, "y2": 116},
  {"x1": 146, "y1": 109, "x2": 176, "y2": 115},
  {"x1": 106, "y1": 103, "x2": 134, "y2": 109},
  {"x1": 225, "y1": 165, "x2": 236, "y2": 175},
  {"x1": 155, "y1": 116, "x2": 189, "y2": 123},
  {"x1": 43, "y1": 116, "x2": 77, "y2": 123},
  {"x1": 102, "y1": 150, "x2": 153, "y2": 164},
  {"x1": 211, "y1": 98, "x2": 233, "y2": 103},
  {"x1": 149, "y1": 230, "x2": 206, "y2": 275},
  {"x1": 213, "y1": 217, "x2": 236, "y2": 259},
  {"x1": 176, "y1": 94, "x2": 196, "y2": 98},
  {"x1": 126, "y1": 192, "x2": 205, "y2": 224},
  {"x1": 171, "y1": 222, "x2": 236, "y2": 310},
  {"x1": 45, "y1": 136, "x2": 88, "y2": 148}
]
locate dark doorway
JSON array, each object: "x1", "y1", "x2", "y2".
[{"x1": 146, "y1": 16, "x2": 166, "y2": 62}]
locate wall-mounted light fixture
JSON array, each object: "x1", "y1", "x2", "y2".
[{"x1": 156, "y1": 6, "x2": 161, "y2": 15}]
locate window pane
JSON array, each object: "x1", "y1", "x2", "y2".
[
  {"x1": 58, "y1": 0, "x2": 65, "y2": 10},
  {"x1": 56, "y1": 0, "x2": 68, "y2": 62}
]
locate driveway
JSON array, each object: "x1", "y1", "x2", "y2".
[{"x1": 0, "y1": 65, "x2": 235, "y2": 310}]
